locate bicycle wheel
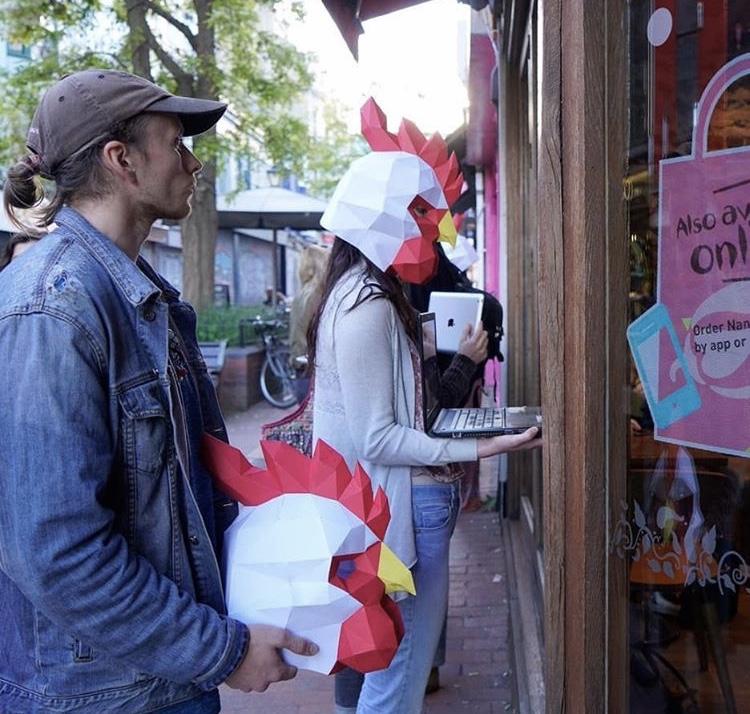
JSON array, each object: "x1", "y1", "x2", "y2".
[{"x1": 260, "y1": 355, "x2": 297, "y2": 408}]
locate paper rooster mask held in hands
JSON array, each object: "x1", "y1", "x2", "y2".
[
  {"x1": 201, "y1": 434, "x2": 416, "y2": 675},
  {"x1": 321, "y1": 97, "x2": 464, "y2": 285}
]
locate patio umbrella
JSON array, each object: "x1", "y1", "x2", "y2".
[
  {"x1": 217, "y1": 186, "x2": 329, "y2": 303},
  {"x1": 217, "y1": 186, "x2": 327, "y2": 230}
]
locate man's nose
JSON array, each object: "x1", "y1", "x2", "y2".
[{"x1": 183, "y1": 146, "x2": 203, "y2": 174}]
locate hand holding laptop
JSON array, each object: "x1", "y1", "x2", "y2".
[
  {"x1": 419, "y1": 312, "x2": 543, "y2": 438},
  {"x1": 477, "y1": 427, "x2": 542, "y2": 458}
]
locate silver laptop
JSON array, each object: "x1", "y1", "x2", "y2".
[
  {"x1": 428, "y1": 291, "x2": 484, "y2": 353},
  {"x1": 419, "y1": 312, "x2": 542, "y2": 438}
]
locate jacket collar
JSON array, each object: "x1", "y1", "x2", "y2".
[
  {"x1": 136, "y1": 255, "x2": 181, "y2": 302},
  {"x1": 54, "y1": 206, "x2": 163, "y2": 307}
]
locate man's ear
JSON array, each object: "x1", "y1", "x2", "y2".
[{"x1": 100, "y1": 140, "x2": 138, "y2": 185}]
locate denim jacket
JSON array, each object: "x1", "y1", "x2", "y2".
[{"x1": 0, "y1": 208, "x2": 246, "y2": 713}]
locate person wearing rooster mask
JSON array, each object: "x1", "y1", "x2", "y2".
[{"x1": 308, "y1": 99, "x2": 541, "y2": 714}]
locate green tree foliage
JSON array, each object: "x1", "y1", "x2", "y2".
[
  {"x1": 304, "y1": 100, "x2": 367, "y2": 199},
  {"x1": 0, "y1": 0, "x2": 313, "y2": 308}
]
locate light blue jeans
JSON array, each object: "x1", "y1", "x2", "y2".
[{"x1": 335, "y1": 481, "x2": 460, "y2": 714}]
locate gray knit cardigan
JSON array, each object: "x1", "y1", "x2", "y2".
[{"x1": 312, "y1": 266, "x2": 478, "y2": 569}]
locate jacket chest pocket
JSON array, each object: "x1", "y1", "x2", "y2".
[
  {"x1": 118, "y1": 379, "x2": 170, "y2": 477},
  {"x1": 117, "y1": 379, "x2": 176, "y2": 578}
]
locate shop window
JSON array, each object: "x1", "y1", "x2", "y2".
[{"x1": 620, "y1": 3, "x2": 750, "y2": 711}]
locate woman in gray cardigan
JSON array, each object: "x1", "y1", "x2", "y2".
[
  {"x1": 311, "y1": 103, "x2": 540, "y2": 712},
  {"x1": 308, "y1": 239, "x2": 540, "y2": 714}
]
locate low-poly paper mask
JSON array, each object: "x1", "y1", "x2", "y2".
[
  {"x1": 321, "y1": 98, "x2": 464, "y2": 285},
  {"x1": 201, "y1": 435, "x2": 416, "y2": 675},
  {"x1": 445, "y1": 233, "x2": 480, "y2": 272}
]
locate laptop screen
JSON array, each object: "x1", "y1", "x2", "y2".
[{"x1": 418, "y1": 312, "x2": 441, "y2": 429}]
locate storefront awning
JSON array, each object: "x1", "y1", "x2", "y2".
[
  {"x1": 466, "y1": 31, "x2": 497, "y2": 166},
  {"x1": 322, "y1": 0, "x2": 433, "y2": 59},
  {"x1": 216, "y1": 186, "x2": 328, "y2": 230}
]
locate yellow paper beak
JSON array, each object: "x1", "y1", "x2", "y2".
[
  {"x1": 378, "y1": 543, "x2": 416, "y2": 596},
  {"x1": 437, "y1": 211, "x2": 458, "y2": 248}
]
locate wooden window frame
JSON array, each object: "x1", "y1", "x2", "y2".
[{"x1": 536, "y1": 0, "x2": 629, "y2": 711}]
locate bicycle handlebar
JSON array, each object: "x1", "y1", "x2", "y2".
[{"x1": 252, "y1": 317, "x2": 286, "y2": 335}]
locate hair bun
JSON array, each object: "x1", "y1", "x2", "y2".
[{"x1": 3, "y1": 156, "x2": 44, "y2": 234}]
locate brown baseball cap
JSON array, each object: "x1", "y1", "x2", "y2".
[{"x1": 27, "y1": 69, "x2": 227, "y2": 177}]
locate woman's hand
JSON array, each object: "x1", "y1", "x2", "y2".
[
  {"x1": 457, "y1": 321, "x2": 489, "y2": 364},
  {"x1": 476, "y1": 427, "x2": 542, "y2": 458}
]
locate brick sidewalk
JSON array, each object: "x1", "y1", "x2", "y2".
[{"x1": 219, "y1": 402, "x2": 514, "y2": 713}]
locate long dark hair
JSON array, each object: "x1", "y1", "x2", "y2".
[
  {"x1": 3, "y1": 114, "x2": 151, "y2": 234},
  {"x1": 306, "y1": 238, "x2": 418, "y2": 371}
]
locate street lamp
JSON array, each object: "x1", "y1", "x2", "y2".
[{"x1": 266, "y1": 165, "x2": 281, "y2": 305}]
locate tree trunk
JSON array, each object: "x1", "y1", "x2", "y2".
[
  {"x1": 125, "y1": 0, "x2": 152, "y2": 80},
  {"x1": 182, "y1": 132, "x2": 217, "y2": 310},
  {"x1": 183, "y1": 0, "x2": 219, "y2": 310},
  {"x1": 122, "y1": 0, "x2": 219, "y2": 310}
]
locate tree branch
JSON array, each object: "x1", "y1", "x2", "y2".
[
  {"x1": 78, "y1": 51, "x2": 130, "y2": 71},
  {"x1": 143, "y1": 21, "x2": 193, "y2": 93},
  {"x1": 145, "y1": 1, "x2": 198, "y2": 52}
]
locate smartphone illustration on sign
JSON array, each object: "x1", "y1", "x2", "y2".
[{"x1": 627, "y1": 303, "x2": 701, "y2": 429}]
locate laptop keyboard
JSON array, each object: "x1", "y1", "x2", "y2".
[{"x1": 451, "y1": 408, "x2": 504, "y2": 431}]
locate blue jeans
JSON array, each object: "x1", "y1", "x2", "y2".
[
  {"x1": 336, "y1": 481, "x2": 460, "y2": 714},
  {"x1": 153, "y1": 691, "x2": 220, "y2": 713}
]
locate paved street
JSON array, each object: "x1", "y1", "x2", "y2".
[{"x1": 219, "y1": 400, "x2": 514, "y2": 713}]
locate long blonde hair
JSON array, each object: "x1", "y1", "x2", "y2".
[{"x1": 298, "y1": 244, "x2": 329, "y2": 287}]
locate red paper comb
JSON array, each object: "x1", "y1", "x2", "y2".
[
  {"x1": 201, "y1": 434, "x2": 391, "y2": 540},
  {"x1": 360, "y1": 97, "x2": 464, "y2": 206}
]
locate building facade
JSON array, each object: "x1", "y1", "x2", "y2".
[
  {"x1": 493, "y1": 1, "x2": 750, "y2": 712},
  {"x1": 324, "y1": 1, "x2": 750, "y2": 711}
]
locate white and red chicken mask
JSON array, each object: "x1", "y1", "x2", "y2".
[
  {"x1": 321, "y1": 98, "x2": 463, "y2": 285},
  {"x1": 201, "y1": 435, "x2": 416, "y2": 675}
]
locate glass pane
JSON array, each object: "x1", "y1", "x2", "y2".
[{"x1": 619, "y1": 3, "x2": 750, "y2": 712}]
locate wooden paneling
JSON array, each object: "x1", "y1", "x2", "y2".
[
  {"x1": 524, "y1": 10, "x2": 543, "y2": 549},
  {"x1": 502, "y1": 0, "x2": 533, "y2": 65},
  {"x1": 561, "y1": 0, "x2": 607, "y2": 711},
  {"x1": 504, "y1": 516, "x2": 546, "y2": 714},
  {"x1": 505, "y1": 2, "x2": 543, "y2": 537},
  {"x1": 539, "y1": 0, "x2": 627, "y2": 714},
  {"x1": 504, "y1": 60, "x2": 524, "y2": 521},
  {"x1": 536, "y1": 0, "x2": 565, "y2": 711},
  {"x1": 507, "y1": 0, "x2": 631, "y2": 709}
]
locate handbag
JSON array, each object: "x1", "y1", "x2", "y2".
[{"x1": 261, "y1": 383, "x2": 314, "y2": 457}]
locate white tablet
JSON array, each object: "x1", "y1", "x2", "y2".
[{"x1": 428, "y1": 292, "x2": 484, "y2": 353}]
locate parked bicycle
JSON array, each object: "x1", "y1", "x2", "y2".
[{"x1": 252, "y1": 315, "x2": 298, "y2": 408}]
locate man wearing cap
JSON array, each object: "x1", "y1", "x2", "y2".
[{"x1": 0, "y1": 70, "x2": 317, "y2": 713}]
